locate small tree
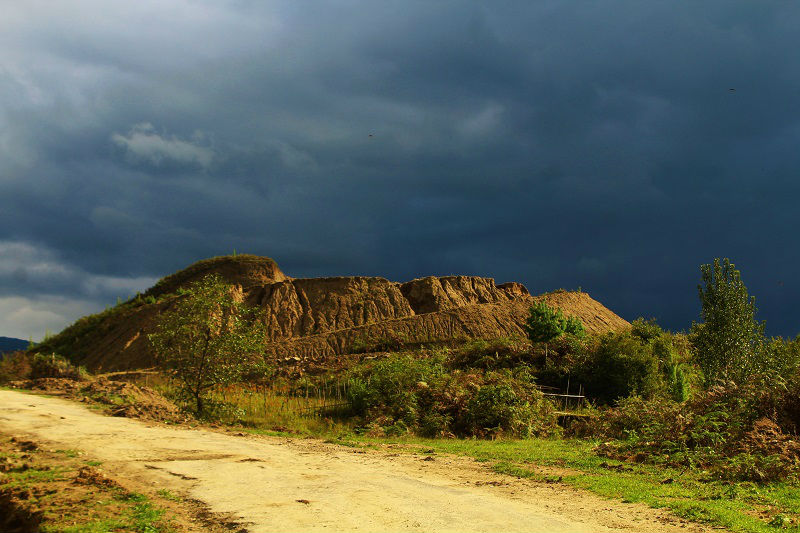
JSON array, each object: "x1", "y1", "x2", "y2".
[
  {"x1": 525, "y1": 302, "x2": 566, "y2": 344},
  {"x1": 525, "y1": 302, "x2": 585, "y2": 359},
  {"x1": 148, "y1": 274, "x2": 268, "y2": 418},
  {"x1": 564, "y1": 315, "x2": 586, "y2": 337},
  {"x1": 690, "y1": 258, "x2": 765, "y2": 386}
]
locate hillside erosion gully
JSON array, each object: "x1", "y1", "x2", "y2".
[{"x1": 0, "y1": 390, "x2": 712, "y2": 533}]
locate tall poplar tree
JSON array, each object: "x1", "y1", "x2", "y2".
[{"x1": 690, "y1": 258, "x2": 765, "y2": 385}]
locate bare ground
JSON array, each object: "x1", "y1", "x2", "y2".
[{"x1": 0, "y1": 390, "x2": 715, "y2": 533}]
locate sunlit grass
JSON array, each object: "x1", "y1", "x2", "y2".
[{"x1": 127, "y1": 375, "x2": 355, "y2": 437}]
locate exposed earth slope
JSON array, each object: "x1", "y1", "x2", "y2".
[{"x1": 34, "y1": 255, "x2": 630, "y2": 371}]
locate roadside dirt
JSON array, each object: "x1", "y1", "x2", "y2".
[
  {"x1": 8, "y1": 376, "x2": 188, "y2": 423},
  {"x1": 0, "y1": 433, "x2": 228, "y2": 533},
  {"x1": 0, "y1": 390, "x2": 715, "y2": 533}
]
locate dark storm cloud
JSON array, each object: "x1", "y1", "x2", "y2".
[{"x1": 1, "y1": 1, "x2": 799, "y2": 339}]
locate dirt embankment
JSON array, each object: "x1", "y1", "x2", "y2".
[
  {"x1": 33, "y1": 255, "x2": 630, "y2": 372},
  {"x1": 8, "y1": 375, "x2": 187, "y2": 424},
  {"x1": 0, "y1": 390, "x2": 710, "y2": 533}
]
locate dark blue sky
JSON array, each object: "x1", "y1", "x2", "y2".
[{"x1": 2, "y1": 1, "x2": 799, "y2": 340}]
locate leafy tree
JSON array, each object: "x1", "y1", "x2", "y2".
[
  {"x1": 525, "y1": 302, "x2": 585, "y2": 344},
  {"x1": 525, "y1": 302, "x2": 585, "y2": 365},
  {"x1": 525, "y1": 302, "x2": 565, "y2": 344},
  {"x1": 630, "y1": 317, "x2": 664, "y2": 344},
  {"x1": 690, "y1": 258, "x2": 765, "y2": 386},
  {"x1": 148, "y1": 274, "x2": 268, "y2": 418},
  {"x1": 564, "y1": 315, "x2": 586, "y2": 337},
  {"x1": 578, "y1": 333, "x2": 661, "y2": 404}
]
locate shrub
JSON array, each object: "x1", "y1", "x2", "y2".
[
  {"x1": 0, "y1": 350, "x2": 89, "y2": 383},
  {"x1": 525, "y1": 303, "x2": 565, "y2": 344},
  {"x1": 651, "y1": 336, "x2": 690, "y2": 402},
  {"x1": 759, "y1": 335, "x2": 800, "y2": 383},
  {"x1": 528, "y1": 333, "x2": 590, "y2": 392},
  {"x1": 564, "y1": 315, "x2": 585, "y2": 337},
  {"x1": 30, "y1": 353, "x2": 88, "y2": 381},
  {"x1": 447, "y1": 337, "x2": 532, "y2": 371},
  {"x1": 630, "y1": 317, "x2": 663, "y2": 344},
  {"x1": 525, "y1": 302, "x2": 585, "y2": 345},
  {"x1": 346, "y1": 351, "x2": 557, "y2": 438},
  {"x1": 465, "y1": 383, "x2": 535, "y2": 437},
  {"x1": 578, "y1": 333, "x2": 661, "y2": 405},
  {"x1": 588, "y1": 379, "x2": 800, "y2": 481}
]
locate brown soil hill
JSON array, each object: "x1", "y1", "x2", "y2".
[
  {"x1": 34, "y1": 256, "x2": 629, "y2": 372},
  {"x1": 399, "y1": 276, "x2": 524, "y2": 314},
  {"x1": 252, "y1": 277, "x2": 415, "y2": 338},
  {"x1": 144, "y1": 255, "x2": 287, "y2": 298},
  {"x1": 266, "y1": 290, "x2": 630, "y2": 366}
]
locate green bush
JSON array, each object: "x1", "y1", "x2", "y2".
[
  {"x1": 579, "y1": 333, "x2": 662, "y2": 405},
  {"x1": 465, "y1": 383, "x2": 535, "y2": 436},
  {"x1": 346, "y1": 351, "x2": 557, "y2": 438},
  {"x1": 758, "y1": 335, "x2": 800, "y2": 383},
  {"x1": 524, "y1": 302, "x2": 585, "y2": 345},
  {"x1": 447, "y1": 337, "x2": 532, "y2": 371},
  {"x1": 630, "y1": 317, "x2": 663, "y2": 344},
  {"x1": 148, "y1": 274, "x2": 269, "y2": 418}
]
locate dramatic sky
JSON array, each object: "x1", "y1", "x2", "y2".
[{"x1": 2, "y1": 1, "x2": 799, "y2": 340}]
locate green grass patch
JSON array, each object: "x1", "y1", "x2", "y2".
[
  {"x1": 4, "y1": 466, "x2": 65, "y2": 485},
  {"x1": 57, "y1": 448, "x2": 80, "y2": 458},
  {"x1": 50, "y1": 518, "x2": 127, "y2": 533},
  {"x1": 156, "y1": 489, "x2": 181, "y2": 502}
]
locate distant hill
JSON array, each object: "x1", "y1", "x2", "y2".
[
  {"x1": 33, "y1": 255, "x2": 631, "y2": 372},
  {"x1": 0, "y1": 336, "x2": 28, "y2": 356}
]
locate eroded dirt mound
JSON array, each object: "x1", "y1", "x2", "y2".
[
  {"x1": 144, "y1": 254, "x2": 288, "y2": 298},
  {"x1": 265, "y1": 291, "x2": 631, "y2": 366},
  {"x1": 400, "y1": 276, "x2": 522, "y2": 314},
  {"x1": 9, "y1": 377, "x2": 187, "y2": 424},
  {"x1": 253, "y1": 276, "x2": 415, "y2": 338},
  {"x1": 34, "y1": 255, "x2": 630, "y2": 372}
]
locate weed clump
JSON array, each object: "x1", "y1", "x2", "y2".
[{"x1": 585, "y1": 377, "x2": 800, "y2": 482}]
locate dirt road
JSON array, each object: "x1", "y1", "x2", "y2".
[{"x1": 0, "y1": 390, "x2": 709, "y2": 533}]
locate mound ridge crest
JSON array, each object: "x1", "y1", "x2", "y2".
[{"x1": 35, "y1": 255, "x2": 630, "y2": 371}]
